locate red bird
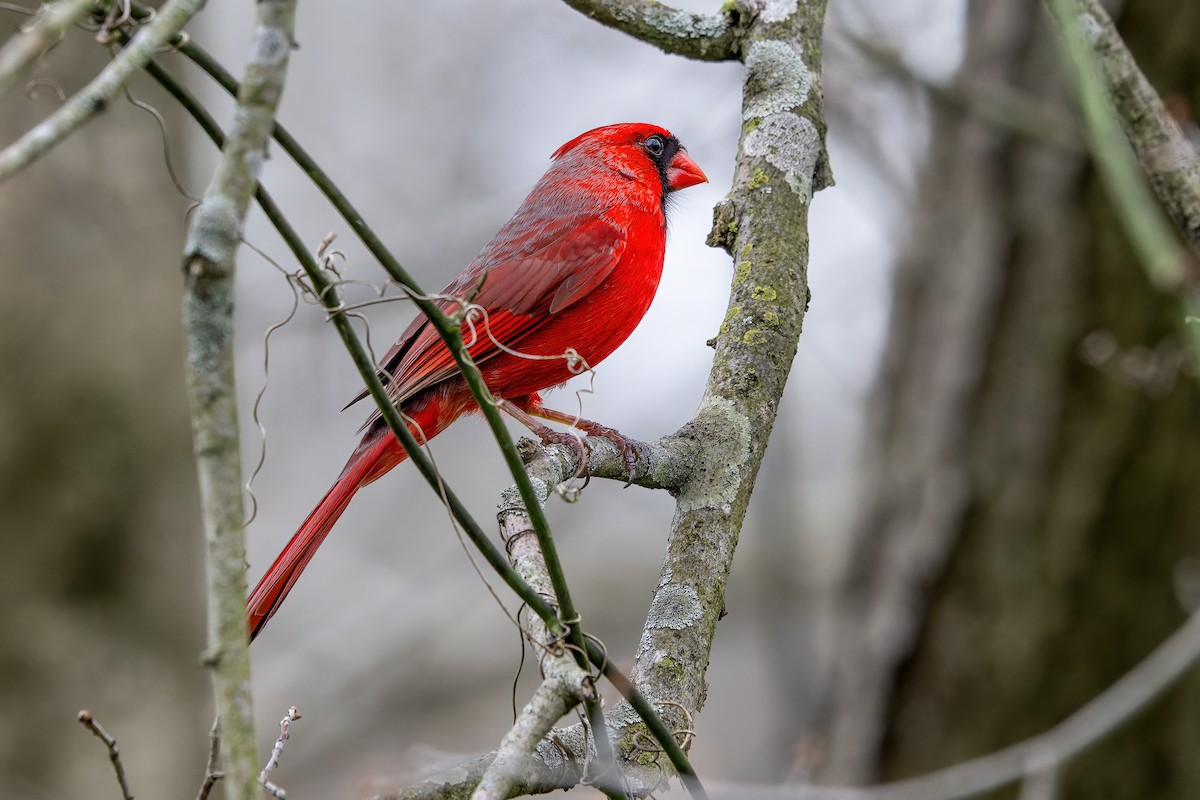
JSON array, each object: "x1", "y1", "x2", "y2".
[{"x1": 247, "y1": 123, "x2": 707, "y2": 639}]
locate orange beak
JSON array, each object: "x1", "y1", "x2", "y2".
[{"x1": 666, "y1": 149, "x2": 708, "y2": 191}]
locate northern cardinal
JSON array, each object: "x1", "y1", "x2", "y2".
[{"x1": 247, "y1": 123, "x2": 707, "y2": 639}]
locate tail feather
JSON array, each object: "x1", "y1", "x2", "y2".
[
  {"x1": 247, "y1": 430, "x2": 399, "y2": 640},
  {"x1": 247, "y1": 388, "x2": 472, "y2": 640}
]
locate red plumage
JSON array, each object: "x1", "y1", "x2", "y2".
[{"x1": 247, "y1": 123, "x2": 707, "y2": 639}]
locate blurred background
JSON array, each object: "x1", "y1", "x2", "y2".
[{"x1": 2, "y1": 0, "x2": 1198, "y2": 798}]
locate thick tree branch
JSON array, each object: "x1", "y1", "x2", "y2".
[
  {"x1": 0, "y1": 0, "x2": 98, "y2": 99},
  {"x1": 0, "y1": 0, "x2": 203, "y2": 182},
  {"x1": 1048, "y1": 0, "x2": 1200, "y2": 256},
  {"x1": 560, "y1": 0, "x2": 744, "y2": 61},
  {"x1": 633, "y1": 0, "x2": 828, "y2": 771},
  {"x1": 180, "y1": 3, "x2": 296, "y2": 800}
]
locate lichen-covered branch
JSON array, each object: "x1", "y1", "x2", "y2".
[
  {"x1": 559, "y1": 0, "x2": 743, "y2": 61},
  {"x1": 1043, "y1": 0, "x2": 1195, "y2": 293},
  {"x1": 1048, "y1": 0, "x2": 1200, "y2": 256},
  {"x1": 630, "y1": 0, "x2": 829, "y2": 757},
  {"x1": 0, "y1": 0, "x2": 203, "y2": 182},
  {"x1": 180, "y1": 3, "x2": 296, "y2": 800},
  {"x1": 0, "y1": 0, "x2": 98, "y2": 99}
]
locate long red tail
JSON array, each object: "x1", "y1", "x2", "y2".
[{"x1": 246, "y1": 428, "x2": 399, "y2": 639}]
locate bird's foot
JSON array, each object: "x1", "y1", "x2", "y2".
[
  {"x1": 571, "y1": 420, "x2": 639, "y2": 486},
  {"x1": 536, "y1": 428, "x2": 592, "y2": 484}
]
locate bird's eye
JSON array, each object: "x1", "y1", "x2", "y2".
[{"x1": 643, "y1": 134, "x2": 666, "y2": 157}]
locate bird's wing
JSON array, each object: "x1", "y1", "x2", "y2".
[{"x1": 346, "y1": 213, "x2": 626, "y2": 424}]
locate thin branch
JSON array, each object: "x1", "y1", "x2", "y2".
[
  {"x1": 471, "y1": 679, "x2": 588, "y2": 800},
  {"x1": 786, "y1": 608, "x2": 1200, "y2": 799},
  {"x1": 559, "y1": 0, "x2": 742, "y2": 61},
  {"x1": 0, "y1": 0, "x2": 204, "y2": 182},
  {"x1": 76, "y1": 709, "x2": 135, "y2": 800},
  {"x1": 1051, "y1": 0, "x2": 1200, "y2": 256},
  {"x1": 0, "y1": 0, "x2": 98, "y2": 99},
  {"x1": 179, "y1": 3, "x2": 296, "y2": 800},
  {"x1": 469, "y1": 505, "x2": 596, "y2": 800},
  {"x1": 495, "y1": 492, "x2": 625, "y2": 800},
  {"x1": 196, "y1": 716, "x2": 224, "y2": 800},
  {"x1": 1043, "y1": 0, "x2": 1196, "y2": 293},
  {"x1": 260, "y1": 706, "x2": 301, "y2": 799},
  {"x1": 377, "y1": 754, "x2": 570, "y2": 800},
  {"x1": 512, "y1": 433, "x2": 693, "y2": 493}
]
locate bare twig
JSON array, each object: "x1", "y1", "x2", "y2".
[
  {"x1": 0, "y1": 0, "x2": 98, "y2": 98},
  {"x1": 260, "y1": 706, "x2": 301, "y2": 799},
  {"x1": 0, "y1": 0, "x2": 204, "y2": 182},
  {"x1": 559, "y1": 0, "x2": 742, "y2": 61},
  {"x1": 196, "y1": 716, "x2": 224, "y2": 800},
  {"x1": 76, "y1": 709, "x2": 135, "y2": 800}
]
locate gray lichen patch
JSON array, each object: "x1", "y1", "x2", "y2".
[
  {"x1": 498, "y1": 476, "x2": 550, "y2": 513},
  {"x1": 250, "y1": 25, "x2": 290, "y2": 64},
  {"x1": 183, "y1": 196, "x2": 242, "y2": 265},
  {"x1": 604, "y1": 702, "x2": 643, "y2": 729},
  {"x1": 646, "y1": 583, "x2": 703, "y2": 630},
  {"x1": 743, "y1": 113, "x2": 819, "y2": 199},
  {"x1": 759, "y1": 0, "x2": 798, "y2": 24},
  {"x1": 677, "y1": 395, "x2": 751, "y2": 512},
  {"x1": 742, "y1": 39, "x2": 810, "y2": 120},
  {"x1": 535, "y1": 738, "x2": 566, "y2": 771},
  {"x1": 614, "y1": 3, "x2": 729, "y2": 42},
  {"x1": 1080, "y1": 10, "x2": 1104, "y2": 45}
]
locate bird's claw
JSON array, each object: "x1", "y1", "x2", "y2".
[
  {"x1": 538, "y1": 429, "x2": 592, "y2": 485},
  {"x1": 574, "y1": 421, "x2": 640, "y2": 487},
  {"x1": 536, "y1": 424, "x2": 640, "y2": 486}
]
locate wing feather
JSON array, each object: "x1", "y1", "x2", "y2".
[{"x1": 348, "y1": 214, "x2": 626, "y2": 427}]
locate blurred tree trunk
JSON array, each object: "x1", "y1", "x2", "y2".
[
  {"x1": 0, "y1": 27, "x2": 208, "y2": 798},
  {"x1": 827, "y1": 0, "x2": 1200, "y2": 797}
]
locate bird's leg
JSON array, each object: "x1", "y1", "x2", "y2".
[
  {"x1": 497, "y1": 398, "x2": 591, "y2": 479},
  {"x1": 506, "y1": 395, "x2": 640, "y2": 484}
]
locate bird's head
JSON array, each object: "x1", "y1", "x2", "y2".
[{"x1": 552, "y1": 123, "x2": 708, "y2": 199}]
